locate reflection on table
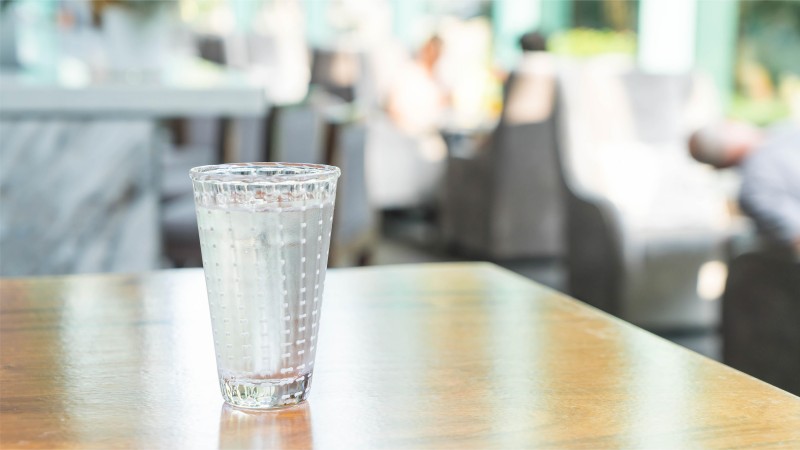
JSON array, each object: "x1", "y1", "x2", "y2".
[{"x1": 1, "y1": 263, "x2": 798, "y2": 449}]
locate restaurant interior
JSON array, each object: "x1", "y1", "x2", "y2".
[{"x1": 1, "y1": 0, "x2": 798, "y2": 402}]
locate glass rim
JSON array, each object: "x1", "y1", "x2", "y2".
[{"x1": 189, "y1": 162, "x2": 341, "y2": 184}]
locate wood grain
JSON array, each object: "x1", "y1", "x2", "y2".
[{"x1": 1, "y1": 263, "x2": 798, "y2": 449}]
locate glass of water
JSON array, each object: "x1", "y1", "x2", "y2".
[{"x1": 190, "y1": 163, "x2": 340, "y2": 409}]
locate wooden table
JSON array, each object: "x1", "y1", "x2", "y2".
[{"x1": 1, "y1": 263, "x2": 798, "y2": 449}]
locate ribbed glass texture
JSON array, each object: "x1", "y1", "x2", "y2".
[{"x1": 190, "y1": 163, "x2": 340, "y2": 409}]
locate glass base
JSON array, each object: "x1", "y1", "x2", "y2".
[{"x1": 220, "y1": 372, "x2": 312, "y2": 409}]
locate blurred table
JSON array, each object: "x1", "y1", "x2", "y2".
[
  {"x1": 0, "y1": 60, "x2": 267, "y2": 275},
  {"x1": 0, "y1": 60, "x2": 267, "y2": 117},
  {"x1": 1, "y1": 263, "x2": 798, "y2": 449}
]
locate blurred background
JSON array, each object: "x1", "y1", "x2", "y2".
[{"x1": 1, "y1": 0, "x2": 799, "y2": 393}]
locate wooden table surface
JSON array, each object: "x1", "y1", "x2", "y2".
[{"x1": 1, "y1": 263, "x2": 798, "y2": 449}]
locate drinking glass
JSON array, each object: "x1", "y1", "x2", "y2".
[{"x1": 190, "y1": 163, "x2": 340, "y2": 409}]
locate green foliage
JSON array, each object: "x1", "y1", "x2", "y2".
[
  {"x1": 108, "y1": 0, "x2": 175, "y2": 18},
  {"x1": 738, "y1": 1, "x2": 800, "y2": 79},
  {"x1": 728, "y1": 95, "x2": 791, "y2": 126},
  {"x1": 548, "y1": 28, "x2": 636, "y2": 57}
]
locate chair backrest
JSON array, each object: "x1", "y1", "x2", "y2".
[
  {"x1": 197, "y1": 34, "x2": 227, "y2": 65},
  {"x1": 722, "y1": 250, "x2": 800, "y2": 396},
  {"x1": 487, "y1": 106, "x2": 566, "y2": 259},
  {"x1": 442, "y1": 77, "x2": 567, "y2": 260},
  {"x1": 267, "y1": 105, "x2": 327, "y2": 164},
  {"x1": 310, "y1": 49, "x2": 360, "y2": 102},
  {"x1": 328, "y1": 120, "x2": 378, "y2": 266}
]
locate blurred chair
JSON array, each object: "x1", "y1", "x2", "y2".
[
  {"x1": 310, "y1": 49, "x2": 361, "y2": 102},
  {"x1": 441, "y1": 119, "x2": 565, "y2": 260},
  {"x1": 161, "y1": 33, "x2": 228, "y2": 266},
  {"x1": 326, "y1": 118, "x2": 378, "y2": 267},
  {"x1": 566, "y1": 199, "x2": 727, "y2": 332},
  {"x1": 161, "y1": 98, "x2": 378, "y2": 268},
  {"x1": 268, "y1": 103, "x2": 377, "y2": 267},
  {"x1": 556, "y1": 66, "x2": 731, "y2": 339},
  {"x1": 264, "y1": 103, "x2": 327, "y2": 164},
  {"x1": 722, "y1": 248, "x2": 800, "y2": 396},
  {"x1": 265, "y1": 98, "x2": 377, "y2": 266},
  {"x1": 160, "y1": 119, "x2": 222, "y2": 266},
  {"x1": 160, "y1": 117, "x2": 225, "y2": 267},
  {"x1": 565, "y1": 187, "x2": 625, "y2": 314},
  {"x1": 440, "y1": 54, "x2": 565, "y2": 261},
  {"x1": 161, "y1": 99, "x2": 282, "y2": 268},
  {"x1": 161, "y1": 118, "x2": 222, "y2": 200},
  {"x1": 197, "y1": 33, "x2": 228, "y2": 67}
]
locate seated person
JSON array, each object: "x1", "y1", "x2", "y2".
[
  {"x1": 386, "y1": 36, "x2": 448, "y2": 135},
  {"x1": 368, "y1": 36, "x2": 448, "y2": 210},
  {"x1": 502, "y1": 31, "x2": 557, "y2": 125},
  {"x1": 690, "y1": 120, "x2": 800, "y2": 257}
]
